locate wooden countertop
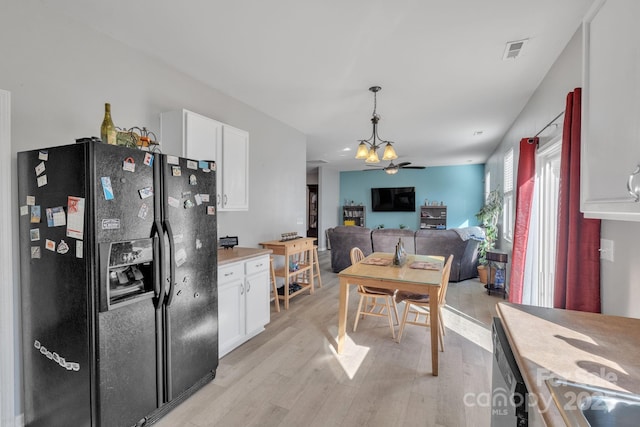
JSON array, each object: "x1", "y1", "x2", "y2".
[
  {"x1": 497, "y1": 302, "x2": 640, "y2": 426},
  {"x1": 217, "y1": 247, "x2": 272, "y2": 266}
]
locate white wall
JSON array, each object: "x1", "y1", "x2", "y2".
[
  {"x1": 486, "y1": 25, "x2": 640, "y2": 319},
  {"x1": 318, "y1": 166, "x2": 340, "y2": 251},
  {"x1": 1, "y1": 0, "x2": 306, "y2": 420}
]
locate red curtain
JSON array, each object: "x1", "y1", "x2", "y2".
[
  {"x1": 508, "y1": 138, "x2": 537, "y2": 304},
  {"x1": 554, "y1": 88, "x2": 601, "y2": 313}
]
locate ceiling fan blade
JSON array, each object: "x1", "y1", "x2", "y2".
[
  {"x1": 402, "y1": 166, "x2": 426, "y2": 169},
  {"x1": 362, "y1": 168, "x2": 383, "y2": 171},
  {"x1": 396, "y1": 162, "x2": 412, "y2": 167}
]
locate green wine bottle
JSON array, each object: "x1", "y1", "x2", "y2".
[{"x1": 100, "y1": 103, "x2": 117, "y2": 145}]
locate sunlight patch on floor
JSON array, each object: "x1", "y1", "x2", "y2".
[
  {"x1": 442, "y1": 305, "x2": 493, "y2": 352},
  {"x1": 326, "y1": 326, "x2": 370, "y2": 380}
]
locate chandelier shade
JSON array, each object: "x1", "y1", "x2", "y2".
[{"x1": 355, "y1": 86, "x2": 398, "y2": 164}]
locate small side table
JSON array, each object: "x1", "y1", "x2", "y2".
[
  {"x1": 260, "y1": 237, "x2": 315, "y2": 310},
  {"x1": 486, "y1": 250, "x2": 508, "y2": 299}
]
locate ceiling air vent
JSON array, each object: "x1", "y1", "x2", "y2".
[{"x1": 502, "y1": 39, "x2": 528, "y2": 60}]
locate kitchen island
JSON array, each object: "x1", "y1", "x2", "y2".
[{"x1": 497, "y1": 302, "x2": 640, "y2": 426}]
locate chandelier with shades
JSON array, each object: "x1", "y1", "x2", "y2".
[{"x1": 354, "y1": 86, "x2": 398, "y2": 164}]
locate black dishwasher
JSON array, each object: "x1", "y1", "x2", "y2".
[{"x1": 492, "y1": 317, "x2": 528, "y2": 427}]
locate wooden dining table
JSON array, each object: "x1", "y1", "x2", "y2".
[{"x1": 336, "y1": 252, "x2": 445, "y2": 376}]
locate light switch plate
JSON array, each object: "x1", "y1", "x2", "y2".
[{"x1": 600, "y1": 238, "x2": 614, "y2": 262}]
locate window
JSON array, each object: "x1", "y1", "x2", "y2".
[
  {"x1": 485, "y1": 171, "x2": 491, "y2": 202},
  {"x1": 503, "y1": 148, "x2": 514, "y2": 241}
]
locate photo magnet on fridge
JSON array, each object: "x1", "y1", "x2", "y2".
[
  {"x1": 30, "y1": 205, "x2": 41, "y2": 223},
  {"x1": 45, "y1": 239, "x2": 56, "y2": 251},
  {"x1": 30, "y1": 228, "x2": 40, "y2": 241},
  {"x1": 38, "y1": 150, "x2": 48, "y2": 161},
  {"x1": 122, "y1": 157, "x2": 136, "y2": 172},
  {"x1": 101, "y1": 177, "x2": 114, "y2": 200},
  {"x1": 35, "y1": 161, "x2": 46, "y2": 176}
]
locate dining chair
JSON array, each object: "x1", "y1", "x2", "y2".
[
  {"x1": 395, "y1": 254, "x2": 454, "y2": 350},
  {"x1": 350, "y1": 247, "x2": 399, "y2": 339}
]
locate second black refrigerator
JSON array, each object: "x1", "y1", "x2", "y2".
[{"x1": 18, "y1": 140, "x2": 219, "y2": 426}]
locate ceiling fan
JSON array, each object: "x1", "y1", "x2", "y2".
[{"x1": 364, "y1": 161, "x2": 425, "y2": 175}]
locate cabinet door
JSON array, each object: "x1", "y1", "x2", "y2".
[
  {"x1": 184, "y1": 111, "x2": 224, "y2": 207},
  {"x1": 221, "y1": 125, "x2": 249, "y2": 211},
  {"x1": 217, "y1": 278, "x2": 245, "y2": 357},
  {"x1": 581, "y1": 0, "x2": 640, "y2": 220},
  {"x1": 185, "y1": 111, "x2": 223, "y2": 162},
  {"x1": 245, "y1": 269, "x2": 270, "y2": 336}
]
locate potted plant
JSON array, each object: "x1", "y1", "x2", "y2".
[{"x1": 476, "y1": 189, "x2": 503, "y2": 284}]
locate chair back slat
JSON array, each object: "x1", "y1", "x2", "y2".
[
  {"x1": 438, "y1": 255, "x2": 454, "y2": 306},
  {"x1": 350, "y1": 247, "x2": 365, "y2": 265}
]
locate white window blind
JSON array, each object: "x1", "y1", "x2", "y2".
[{"x1": 504, "y1": 148, "x2": 514, "y2": 193}]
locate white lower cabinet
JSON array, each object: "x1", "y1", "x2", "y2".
[{"x1": 218, "y1": 255, "x2": 270, "y2": 357}]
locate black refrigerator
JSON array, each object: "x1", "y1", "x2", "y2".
[{"x1": 18, "y1": 141, "x2": 218, "y2": 427}]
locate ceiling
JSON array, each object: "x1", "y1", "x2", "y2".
[{"x1": 40, "y1": 0, "x2": 595, "y2": 172}]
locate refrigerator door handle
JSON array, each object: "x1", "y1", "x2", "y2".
[
  {"x1": 164, "y1": 219, "x2": 177, "y2": 307},
  {"x1": 155, "y1": 219, "x2": 167, "y2": 305}
]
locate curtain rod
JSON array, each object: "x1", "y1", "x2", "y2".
[{"x1": 534, "y1": 111, "x2": 565, "y2": 138}]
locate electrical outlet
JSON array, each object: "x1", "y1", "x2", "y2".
[{"x1": 600, "y1": 238, "x2": 614, "y2": 262}]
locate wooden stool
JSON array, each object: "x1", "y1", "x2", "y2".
[
  {"x1": 312, "y1": 245, "x2": 322, "y2": 288},
  {"x1": 270, "y1": 256, "x2": 280, "y2": 313}
]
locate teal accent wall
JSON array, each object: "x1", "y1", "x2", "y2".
[{"x1": 340, "y1": 164, "x2": 485, "y2": 230}]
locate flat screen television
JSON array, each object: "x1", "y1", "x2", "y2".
[{"x1": 371, "y1": 187, "x2": 416, "y2": 212}]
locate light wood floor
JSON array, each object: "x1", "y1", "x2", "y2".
[{"x1": 155, "y1": 250, "x2": 500, "y2": 427}]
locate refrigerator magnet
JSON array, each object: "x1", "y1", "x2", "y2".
[
  {"x1": 184, "y1": 199, "x2": 195, "y2": 209},
  {"x1": 37, "y1": 175, "x2": 48, "y2": 187},
  {"x1": 200, "y1": 194, "x2": 210, "y2": 202},
  {"x1": 122, "y1": 157, "x2": 136, "y2": 172},
  {"x1": 30, "y1": 229, "x2": 40, "y2": 241},
  {"x1": 31, "y1": 246, "x2": 41, "y2": 259},
  {"x1": 38, "y1": 150, "x2": 48, "y2": 161},
  {"x1": 175, "y1": 248, "x2": 187, "y2": 267},
  {"x1": 66, "y1": 196, "x2": 85, "y2": 240},
  {"x1": 35, "y1": 161, "x2": 46, "y2": 176},
  {"x1": 101, "y1": 177, "x2": 114, "y2": 200},
  {"x1": 194, "y1": 194, "x2": 202, "y2": 206},
  {"x1": 189, "y1": 174, "x2": 197, "y2": 185},
  {"x1": 138, "y1": 187, "x2": 153, "y2": 199},
  {"x1": 143, "y1": 153, "x2": 154, "y2": 167},
  {"x1": 101, "y1": 219, "x2": 120, "y2": 230},
  {"x1": 46, "y1": 207, "x2": 66, "y2": 227},
  {"x1": 167, "y1": 196, "x2": 180, "y2": 208},
  {"x1": 210, "y1": 162, "x2": 216, "y2": 171},
  {"x1": 20, "y1": 205, "x2": 28, "y2": 216},
  {"x1": 207, "y1": 206, "x2": 216, "y2": 216},
  {"x1": 138, "y1": 203, "x2": 149, "y2": 219},
  {"x1": 166, "y1": 155, "x2": 179, "y2": 165},
  {"x1": 57, "y1": 240, "x2": 69, "y2": 254},
  {"x1": 198, "y1": 160, "x2": 209, "y2": 170},
  {"x1": 172, "y1": 166, "x2": 181, "y2": 177},
  {"x1": 186, "y1": 160, "x2": 198, "y2": 170},
  {"x1": 30, "y1": 206, "x2": 41, "y2": 223},
  {"x1": 76, "y1": 240, "x2": 83, "y2": 258},
  {"x1": 26, "y1": 196, "x2": 35, "y2": 206},
  {"x1": 45, "y1": 239, "x2": 56, "y2": 251}
]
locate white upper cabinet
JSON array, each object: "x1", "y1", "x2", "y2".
[
  {"x1": 581, "y1": 0, "x2": 640, "y2": 220},
  {"x1": 220, "y1": 125, "x2": 249, "y2": 211},
  {"x1": 161, "y1": 109, "x2": 249, "y2": 211}
]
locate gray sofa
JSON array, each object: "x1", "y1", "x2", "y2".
[{"x1": 326, "y1": 226, "x2": 483, "y2": 282}]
